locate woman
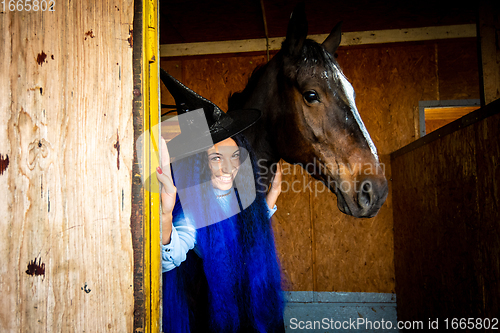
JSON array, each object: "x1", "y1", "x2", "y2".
[{"x1": 157, "y1": 70, "x2": 285, "y2": 333}]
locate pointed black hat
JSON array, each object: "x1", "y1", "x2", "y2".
[{"x1": 160, "y1": 69, "x2": 261, "y2": 159}]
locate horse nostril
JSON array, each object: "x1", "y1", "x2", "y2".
[{"x1": 358, "y1": 181, "x2": 373, "y2": 209}]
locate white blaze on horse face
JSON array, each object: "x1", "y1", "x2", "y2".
[{"x1": 334, "y1": 65, "x2": 379, "y2": 161}]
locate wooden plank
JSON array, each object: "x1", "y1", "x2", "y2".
[
  {"x1": 474, "y1": 108, "x2": 500, "y2": 319},
  {"x1": 424, "y1": 106, "x2": 480, "y2": 134},
  {"x1": 160, "y1": 24, "x2": 476, "y2": 57},
  {"x1": 142, "y1": 0, "x2": 161, "y2": 331},
  {"x1": 392, "y1": 125, "x2": 480, "y2": 321},
  {"x1": 131, "y1": 0, "x2": 146, "y2": 328},
  {"x1": 424, "y1": 106, "x2": 479, "y2": 120},
  {"x1": 131, "y1": 1, "x2": 145, "y2": 330},
  {"x1": 0, "y1": 1, "x2": 135, "y2": 331},
  {"x1": 392, "y1": 106, "x2": 500, "y2": 323}
]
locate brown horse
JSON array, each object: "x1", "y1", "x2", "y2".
[{"x1": 228, "y1": 4, "x2": 388, "y2": 218}]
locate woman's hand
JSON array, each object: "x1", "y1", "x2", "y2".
[
  {"x1": 266, "y1": 161, "x2": 282, "y2": 209},
  {"x1": 156, "y1": 137, "x2": 177, "y2": 245}
]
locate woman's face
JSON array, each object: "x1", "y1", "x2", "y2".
[{"x1": 207, "y1": 137, "x2": 240, "y2": 191}]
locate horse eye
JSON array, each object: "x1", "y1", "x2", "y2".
[{"x1": 303, "y1": 91, "x2": 319, "y2": 104}]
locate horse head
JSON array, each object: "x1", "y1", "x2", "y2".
[{"x1": 229, "y1": 4, "x2": 388, "y2": 218}]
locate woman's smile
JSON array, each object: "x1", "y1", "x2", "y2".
[
  {"x1": 215, "y1": 175, "x2": 233, "y2": 183},
  {"x1": 207, "y1": 137, "x2": 241, "y2": 191}
]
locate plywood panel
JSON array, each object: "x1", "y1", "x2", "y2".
[
  {"x1": 392, "y1": 106, "x2": 500, "y2": 322},
  {"x1": 160, "y1": 59, "x2": 182, "y2": 107},
  {"x1": 273, "y1": 163, "x2": 314, "y2": 291},
  {"x1": 313, "y1": 155, "x2": 395, "y2": 293},
  {"x1": 181, "y1": 54, "x2": 268, "y2": 112},
  {"x1": 473, "y1": 110, "x2": 500, "y2": 320},
  {"x1": 437, "y1": 39, "x2": 480, "y2": 100},
  {"x1": 160, "y1": 60, "x2": 182, "y2": 142},
  {"x1": 338, "y1": 43, "x2": 439, "y2": 154},
  {"x1": 392, "y1": 126, "x2": 479, "y2": 321},
  {"x1": 0, "y1": 2, "x2": 134, "y2": 331}
]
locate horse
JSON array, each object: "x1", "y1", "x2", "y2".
[{"x1": 228, "y1": 3, "x2": 388, "y2": 218}]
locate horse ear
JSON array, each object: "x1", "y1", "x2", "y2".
[
  {"x1": 322, "y1": 21, "x2": 343, "y2": 55},
  {"x1": 284, "y1": 2, "x2": 308, "y2": 56}
]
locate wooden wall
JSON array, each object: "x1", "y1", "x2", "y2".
[
  {"x1": 0, "y1": 2, "x2": 135, "y2": 332},
  {"x1": 391, "y1": 99, "x2": 500, "y2": 323},
  {"x1": 160, "y1": 37, "x2": 479, "y2": 293}
]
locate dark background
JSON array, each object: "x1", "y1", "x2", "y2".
[{"x1": 159, "y1": 0, "x2": 477, "y2": 44}]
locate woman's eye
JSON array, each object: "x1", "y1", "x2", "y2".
[
  {"x1": 211, "y1": 156, "x2": 220, "y2": 162},
  {"x1": 303, "y1": 90, "x2": 319, "y2": 104}
]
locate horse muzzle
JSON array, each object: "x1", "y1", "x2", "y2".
[{"x1": 333, "y1": 176, "x2": 388, "y2": 218}]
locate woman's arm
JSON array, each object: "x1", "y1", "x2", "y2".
[
  {"x1": 266, "y1": 161, "x2": 282, "y2": 209},
  {"x1": 161, "y1": 211, "x2": 196, "y2": 272},
  {"x1": 156, "y1": 137, "x2": 177, "y2": 245},
  {"x1": 157, "y1": 137, "x2": 197, "y2": 272}
]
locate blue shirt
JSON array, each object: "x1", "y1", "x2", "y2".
[{"x1": 161, "y1": 188, "x2": 277, "y2": 272}]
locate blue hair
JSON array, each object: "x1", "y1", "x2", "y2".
[{"x1": 164, "y1": 133, "x2": 285, "y2": 333}]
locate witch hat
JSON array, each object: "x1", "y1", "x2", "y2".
[{"x1": 160, "y1": 69, "x2": 261, "y2": 159}]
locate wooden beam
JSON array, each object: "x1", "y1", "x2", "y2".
[
  {"x1": 160, "y1": 24, "x2": 476, "y2": 57},
  {"x1": 424, "y1": 106, "x2": 480, "y2": 120},
  {"x1": 142, "y1": 0, "x2": 162, "y2": 331}
]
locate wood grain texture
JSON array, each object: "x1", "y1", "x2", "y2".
[
  {"x1": 0, "y1": 2, "x2": 135, "y2": 332},
  {"x1": 474, "y1": 109, "x2": 500, "y2": 320},
  {"x1": 425, "y1": 105, "x2": 480, "y2": 134},
  {"x1": 181, "y1": 54, "x2": 268, "y2": 112},
  {"x1": 436, "y1": 39, "x2": 480, "y2": 100},
  {"x1": 392, "y1": 109, "x2": 500, "y2": 322},
  {"x1": 273, "y1": 163, "x2": 314, "y2": 291},
  {"x1": 312, "y1": 155, "x2": 395, "y2": 293}
]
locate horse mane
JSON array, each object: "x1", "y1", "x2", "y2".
[
  {"x1": 299, "y1": 39, "x2": 337, "y2": 72},
  {"x1": 228, "y1": 64, "x2": 268, "y2": 111}
]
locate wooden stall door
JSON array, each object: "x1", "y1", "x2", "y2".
[
  {"x1": 0, "y1": 1, "x2": 135, "y2": 332},
  {"x1": 392, "y1": 99, "x2": 500, "y2": 324}
]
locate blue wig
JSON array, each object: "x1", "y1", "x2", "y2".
[{"x1": 163, "y1": 133, "x2": 285, "y2": 333}]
